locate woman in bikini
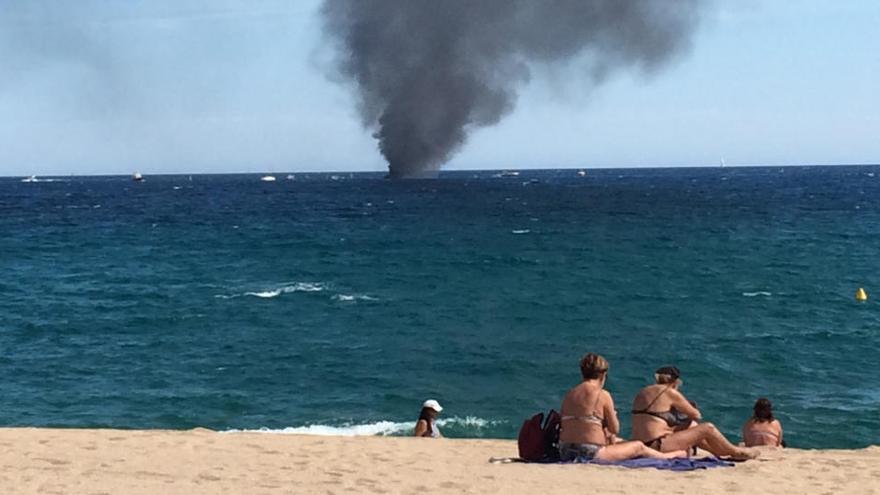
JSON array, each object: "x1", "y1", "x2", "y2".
[
  {"x1": 558, "y1": 353, "x2": 686, "y2": 462},
  {"x1": 630, "y1": 366, "x2": 758, "y2": 460},
  {"x1": 742, "y1": 398, "x2": 784, "y2": 447}
]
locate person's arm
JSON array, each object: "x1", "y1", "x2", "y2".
[
  {"x1": 669, "y1": 389, "x2": 701, "y2": 420},
  {"x1": 603, "y1": 391, "x2": 620, "y2": 435},
  {"x1": 414, "y1": 419, "x2": 428, "y2": 437},
  {"x1": 775, "y1": 420, "x2": 784, "y2": 447}
]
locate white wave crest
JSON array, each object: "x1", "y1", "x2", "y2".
[
  {"x1": 222, "y1": 416, "x2": 501, "y2": 437},
  {"x1": 216, "y1": 282, "x2": 326, "y2": 299},
  {"x1": 437, "y1": 416, "x2": 502, "y2": 428},
  {"x1": 224, "y1": 421, "x2": 411, "y2": 437},
  {"x1": 511, "y1": 229, "x2": 530, "y2": 234},
  {"x1": 245, "y1": 289, "x2": 283, "y2": 298},
  {"x1": 333, "y1": 294, "x2": 378, "y2": 302},
  {"x1": 742, "y1": 291, "x2": 772, "y2": 297}
]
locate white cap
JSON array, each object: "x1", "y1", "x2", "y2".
[{"x1": 422, "y1": 399, "x2": 443, "y2": 412}]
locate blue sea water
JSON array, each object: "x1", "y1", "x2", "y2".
[{"x1": 2, "y1": 166, "x2": 879, "y2": 449}]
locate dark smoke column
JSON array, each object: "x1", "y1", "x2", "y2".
[{"x1": 321, "y1": 0, "x2": 705, "y2": 178}]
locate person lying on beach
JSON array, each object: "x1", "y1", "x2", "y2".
[
  {"x1": 631, "y1": 366, "x2": 758, "y2": 460},
  {"x1": 414, "y1": 400, "x2": 443, "y2": 438},
  {"x1": 559, "y1": 353, "x2": 687, "y2": 462},
  {"x1": 742, "y1": 398, "x2": 784, "y2": 447}
]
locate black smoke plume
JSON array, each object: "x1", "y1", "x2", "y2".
[{"x1": 321, "y1": 0, "x2": 706, "y2": 178}]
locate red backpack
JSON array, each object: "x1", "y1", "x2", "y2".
[{"x1": 517, "y1": 410, "x2": 561, "y2": 461}]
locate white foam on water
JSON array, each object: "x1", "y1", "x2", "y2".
[
  {"x1": 742, "y1": 291, "x2": 772, "y2": 297},
  {"x1": 285, "y1": 282, "x2": 325, "y2": 293},
  {"x1": 216, "y1": 282, "x2": 327, "y2": 299},
  {"x1": 222, "y1": 416, "x2": 501, "y2": 437},
  {"x1": 511, "y1": 229, "x2": 530, "y2": 234},
  {"x1": 333, "y1": 294, "x2": 378, "y2": 302},
  {"x1": 245, "y1": 289, "x2": 283, "y2": 298},
  {"x1": 437, "y1": 416, "x2": 502, "y2": 428},
  {"x1": 224, "y1": 421, "x2": 411, "y2": 437}
]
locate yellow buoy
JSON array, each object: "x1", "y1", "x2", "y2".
[{"x1": 856, "y1": 287, "x2": 868, "y2": 302}]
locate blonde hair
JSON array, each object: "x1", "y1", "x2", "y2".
[
  {"x1": 655, "y1": 373, "x2": 677, "y2": 384},
  {"x1": 654, "y1": 366, "x2": 681, "y2": 385},
  {"x1": 579, "y1": 353, "x2": 609, "y2": 380}
]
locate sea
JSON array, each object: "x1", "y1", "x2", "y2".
[{"x1": 2, "y1": 166, "x2": 879, "y2": 449}]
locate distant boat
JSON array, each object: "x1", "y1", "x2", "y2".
[
  {"x1": 132, "y1": 172, "x2": 144, "y2": 182},
  {"x1": 286, "y1": 174, "x2": 296, "y2": 181},
  {"x1": 500, "y1": 170, "x2": 520, "y2": 177},
  {"x1": 21, "y1": 175, "x2": 38, "y2": 183},
  {"x1": 577, "y1": 170, "x2": 587, "y2": 177},
  {"x1": 260, "y1": 175, "x2": 276, "y2": 182},
  {"x1": 720, "y1": 159, "x2": 726, "y2": 168}
]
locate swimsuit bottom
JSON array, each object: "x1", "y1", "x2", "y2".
[
  {"x1": 558, "y1": 442, "x2": 604, "y2": 461},
  {"x1": 642, "y1": 434, "x2": 669, "y2": 450}
]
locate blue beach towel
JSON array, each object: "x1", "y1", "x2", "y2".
[{"x1": 574, "y1": 456, "x2": 734, "y2": 471}]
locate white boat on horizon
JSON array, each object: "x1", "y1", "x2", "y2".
[
  {"x1": 132, "y1": 171, "x2": 144, "y2": 182},
  {"x1": 21, "y1": 175, "x2": 38, "y2": 183},
  {"x1": 577, "y1": 170, "x2": 587, "y2": 177},
  {"x1": 261, "y1": 175, "x2": 277, "y2": 182}
]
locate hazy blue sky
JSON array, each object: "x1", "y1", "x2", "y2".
[{"x1": 0, "y1": 1, "x2": 877, "y2": 176}]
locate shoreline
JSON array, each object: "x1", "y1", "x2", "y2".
[{"x1": 1, "y1": 428, "x2": 877, "y2": 494}]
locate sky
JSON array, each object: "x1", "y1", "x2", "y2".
[{"x1": 0, "y1": 0, "x2": 878, "y2": 176}]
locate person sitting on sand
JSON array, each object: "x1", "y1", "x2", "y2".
[
  {"x1": 414, "y1": 400, "x2": 443, "y2": 438},
  {"x1": 631, "y1": 366, "x2": 758, "y2": 460},
  {"x1": 558, "y1": 353, "x2": 687, "y2": 462},
  {"x1": 742, "y1": 398, "x2": 784, "y2": 447}
]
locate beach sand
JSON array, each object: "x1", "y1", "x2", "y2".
[{"x1": 0, "y1": 428, "x2": 877, "y2": 494}]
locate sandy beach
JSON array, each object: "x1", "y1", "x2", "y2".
[{"x1": 0, "y1": 428, "x2": 877, "y2": 494}]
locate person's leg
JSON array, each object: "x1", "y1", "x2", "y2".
[
  {"x1": 661, "y1": 423, "x2": 757, "y2": 459},
  {"x1": 595, "y1": 441, "x2": 687, "y2": 462}
]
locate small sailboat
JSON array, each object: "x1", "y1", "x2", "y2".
[
  {"x1": 132, "y1": 171, "x2": 144, "y2": 182},
  {"x1": 719, "y1": 158, "x2": 726, "y2": 168},
  {"x1": 577, "y1": 170, "x2": 587, "y2": 177},
  {"x1": 21, "y1": 175, "x2": 38, "y2": 183},
  {"x1": 260, "y1": 175, "x2": 276, "y2": 182}
]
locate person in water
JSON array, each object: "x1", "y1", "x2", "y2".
[
  {"x1": 558, "y1": 353, "x2": 687, "y2": 462},
  {"x1": 631, "y1": 366, "x2": 758, "y2": 460},
  {"x1": 414, "y1": 399, "x2": 443, "y2": 438},
  {"x1": 742, "y1": 398, "x2": 784, "y2": 447}
]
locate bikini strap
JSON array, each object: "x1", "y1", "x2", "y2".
[
  {"x1": 592, "y1": 390, "x2": 602, "y2": 413},
  {"x1": 634, "y1": 384, "x2": 672, "y2": 413}
]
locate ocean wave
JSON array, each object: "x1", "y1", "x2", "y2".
[
  {"x1": 222, "y1": 416, "x2": 502, "y2": 437},
  {"x1": 224, "y1": 421, "x2": 411, "y2": 437},
  {"x1": 742, "y1": 291, "x2": 772, "y2": 297},
  {"x1": 244, "y1": 290, "x2": 283, "y2": 298},
  {"x1": 511, "y1": 229, "x2": 530, "y2": 234},
  {"x1": 438, "y1": 416, "x2": 503, "y2": 428},
  {"x1": 216, "y1": 282, "x2": 326, "y2": 299},
  {"x1": 332, "y1": 294, "x2": 378, "y2": 302}
]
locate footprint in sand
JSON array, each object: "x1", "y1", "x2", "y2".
[{"x1": 33, "y1": 457, "x2": 71, "y2": 466}]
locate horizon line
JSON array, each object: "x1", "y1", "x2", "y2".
[{"x1": 2, "y1": 162, "x2": 879, "y2": 179}]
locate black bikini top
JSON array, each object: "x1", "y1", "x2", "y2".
[{"x1": 632, "y1": 386, "x2": 692, "y2": 428}]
